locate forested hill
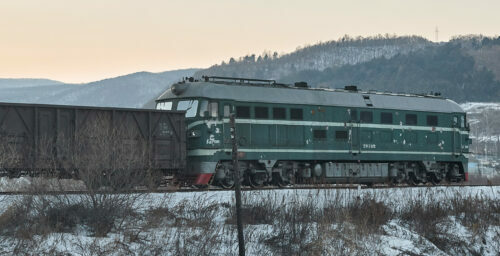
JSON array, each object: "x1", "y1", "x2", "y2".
[
  {"x1": 282, "y1": 39, "x2": 500, "y2": 102},
  {"x1": 196, "y1": 35, "x2": 432, "y2": 79},
  {"x1": 196, "y1": 35, "x2": 500, "y2": 103}
]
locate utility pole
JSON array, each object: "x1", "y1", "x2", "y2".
[
  {"x1": 230, "y1": 113, "x2": 245, "y2": 256},
  {"x1": 435, "y1": 26, "x2": 439, "y2": 42}
]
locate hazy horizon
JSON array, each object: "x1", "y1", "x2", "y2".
[{"x1": 1, "y1": 0, "x2": 499, "y2": 83}]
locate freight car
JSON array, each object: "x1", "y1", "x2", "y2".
[
  {"x1": 0, "y1": 102, "x2": 185, "y2": 188},
  {"x1": 156, "y1": 76, "x2": 471, "y2": 188}
]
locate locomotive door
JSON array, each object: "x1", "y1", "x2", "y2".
[
  {"x1": 347, "y1": 109, "x2": 361, "y2": 154},
  {"x1": 351, "y1": 122, "x2": 360, "y2": 154},
  {"x1": 222, "y1": 103, "x2": 233, "y2": 148},
  {"x1": 452, "y1": 115, "x2": 462, "y2": 156}
]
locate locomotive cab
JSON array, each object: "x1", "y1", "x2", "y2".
[{"x1": 156, "y1": 81, "x2": 227, "y2": 184}]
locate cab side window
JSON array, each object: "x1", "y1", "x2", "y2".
[
  {"x1": 350, "y1": 109, "x2": 358, "y2": 121},
  {"x1": 426, "y1": 115, "x2": 438, "y2": 126},
  {"x1": 236, "y1": 106, "x2": 250, "y2": 118},
  {"x1": 360, "y1": 111, "x2": 373, "y2": 123},
  {"x1": 290, "y1": 108, "x2": 303, "y2": 120},
  {"x1": 210, "y1": 102, "x2": 218, "y2": 117},
  {"x1": 255, "y1": 107, "x2": 269, "y2": 119},
  {"x1": 405, "y1": 114, "x2": 417, "y2": 125},
  {"x1": 273, "y1": 107, "x2": 286, "y2": 120},
  {"x1": 381, "y1": 112, "x2": 393, "y2": 124},
  {"x1": 223, "y1": 105, "x2": 231, "y2": 117},
  {"x1": 200, "y1": 101, "x2": 219, "y2": 117},
  {"x1": 199, "y1": 101, "x2": 208, "y2": 117}
]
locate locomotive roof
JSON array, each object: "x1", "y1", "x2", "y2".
[{"x1": 157, "y1": 79, "x2": 464, "y2": 114}]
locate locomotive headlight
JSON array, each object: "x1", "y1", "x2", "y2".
[{"x1": 188, "y1": 130, "x2": 201, "y2": 138}]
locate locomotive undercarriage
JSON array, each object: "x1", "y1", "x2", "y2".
[{"x1": 213, "y1": 159, "x2": 466, "y2": 188}]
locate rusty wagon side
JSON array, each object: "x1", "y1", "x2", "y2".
[{"x1": 0, "y1": 102, "x2": 186, "y2": 180}]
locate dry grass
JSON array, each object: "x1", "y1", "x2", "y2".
[
  {"x1": 1, "y1": 187, "x2": 499, "y2": 255},
  {"x1": 223, "y1": 191, "x2": 391, "y2": 255},
  {"x1": 397, "y1": 190, "x2": 500, "y2": 253},
  {"x1": 468, "y1": 173, "x2": 500, "y2": 186}
]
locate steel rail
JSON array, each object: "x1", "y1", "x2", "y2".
[{"x1": 0, "y1": 183, "x2": 496, "y2": 196}]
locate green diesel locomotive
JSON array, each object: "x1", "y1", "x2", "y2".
[{"x1": 156, "y1": 76, "x2": 470, "y2": 188}]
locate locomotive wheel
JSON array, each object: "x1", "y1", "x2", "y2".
[
  {"x1": 429, "y1": 173, "x2": 441, "y2": 185},
  {"x1": 277, "y1": 170, "x2": 295, "y2": 187},
  {"x1": 408, "y1": 173, "x2": 419, "y2": 186},
  {"x1": 392, "y1": 170, "x2": 405, "y2": 184},
  {"x1": 247, "y1": 173, "x2": 266, "y2": 188},
  {"x1": 277, "y1": 178, "x2": 288, "y2": 187},
  {"x1": 219, "y1": 171, "x2": 235, "y2": 189}
]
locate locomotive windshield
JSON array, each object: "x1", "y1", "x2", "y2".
[
  {"x1": 156, "y1": 100, "x2": 199, "y2": 118},
  {"x1": 177, "y1": 100, "x2": 198, "y2": 117},
  {"x1": 156, "y1": 101, "x2": 172, "y2": 110}
]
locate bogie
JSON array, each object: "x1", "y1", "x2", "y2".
[{"x1": 211, "y1": 160, "x2": 466, "y2": 188}]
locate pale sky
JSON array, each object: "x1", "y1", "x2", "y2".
[{"x1": 1, "y1": 0, "x2": 499, "y2": 83}]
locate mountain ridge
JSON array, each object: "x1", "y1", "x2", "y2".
[
  {"x1": 0, "y1": 78, "x2": 64, "y2": 89},
  {"x1": 0, "y1": 69, "x2": 198, "y2": 108}
]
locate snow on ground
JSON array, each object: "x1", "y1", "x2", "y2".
[
  {"x1": 471, "y1": 134, "x2": 500, "y2": 142},
  {"x1": 0, "y1": 186, "x2": 499, "y2": 255},
  {"x1": 460, "y1": 102, "x2": 500, "y2": 113},
  {"x1": 380, "y1": 220, "x2": 447, "y2": 256}
]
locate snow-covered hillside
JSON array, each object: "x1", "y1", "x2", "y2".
[
  {"x1": 197, "y1": 35, "x2": 432, "y2": 79},
  {"x1": 460, "y1": 102, "x2": 500, "y2": 176},
  {"x1": 461, "y1": 103, "x2": 500, "y2": 150},
  {"x1": 461, "y1": 102, "x2": 500, "y2": 114}
]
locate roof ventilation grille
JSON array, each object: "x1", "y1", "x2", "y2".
[
  {"x1": 344, "y1": 85, "x2": 358, "y2": 91},
  {"x1": 294, "y1": 81, "x2": 309, "y2": 88},
  {"x1": 363, "y1": 95, "x2": 373, "y2": 107}
]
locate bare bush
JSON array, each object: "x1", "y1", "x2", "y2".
[
  {"x1": 225, "y1": 192, "x2": 281, "y2": 225},
  {"x1": 264, "y1": 198, "x2": 323, "y2": 256},
  {"x1": 224, "y1": 191, "x2": 391, "y2": 255},
  {"x1": 0, "y1": 133, "x2": 23, "y2": 178},
  {"x1": 448, "y1": 193, "x2": 500, "y2": 232},
  {"x1": 0, "y1": 116, "x2": 150, "y2": 254},
  {"x1": 140, "y1": 194, "x2": 227, "y2": 255},
  {"x1": 146, "y1": 194, "x2": 221, "y2": 230},
  {"x1": 399, "y1": 199, "x2": 449, "y2": 248},
  {"x1": 71, "y1": 116, "x2": 149, "y2": 192},
  {"x1": 59, "y1": 116, "x2": 149, "y2": 237},
  {"x1": 397, "y1": 190, "x2": 500, "y2": 253},
  {"x1": 323, "y1": 195, "x2": 392, "y2": 235}
]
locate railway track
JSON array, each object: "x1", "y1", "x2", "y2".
[{"x1": 0, "y1": 183, "x2": 496, "y2": 196}]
